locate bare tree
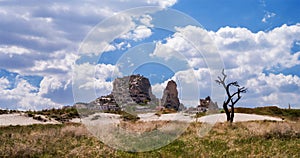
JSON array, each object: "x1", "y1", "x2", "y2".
[{"x1": 215, "y1": 69, "x2": 247, "y2": 123}]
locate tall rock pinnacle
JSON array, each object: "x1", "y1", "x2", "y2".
[{"x1": 161, "y1": 80, "x2": 180, "y2": 111}]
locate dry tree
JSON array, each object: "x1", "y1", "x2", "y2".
[{"x1": 215, "y1": 69, "x2": 247, "y2": 123}]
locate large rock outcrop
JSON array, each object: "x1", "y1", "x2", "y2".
[
  {"x1": 161, "y1": 80, "x2": 180, "y2": 111},
  {"x1": 128, "y1": 75, "x2": 152, "y2": 104},
  {"x1": 112, "y1": 74, "x2": 156, "y2": 105}
]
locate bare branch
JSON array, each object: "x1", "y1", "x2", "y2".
[
  {"x1": 221, "y1": 69, "x2": 227, "y2": 79},
  {"x1": 231, "y1": 96, "x2": 241, "y2": 105},
  {"x1": 239, "y1": 87, "x2": 247, "y2": 93},
  {"x1": 215, "y1": 68, "x2": 247, "y2": 123},
  {"x1": 215, "y1": 69, "x2": 227, "y2": 89}
]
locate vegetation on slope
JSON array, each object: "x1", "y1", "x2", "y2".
[
  {"x1": 25, "y1": 106, "x2": 80, "y2": 122},
  {"x1": 235, "y1": 106, "x2": 300, "y2": 120},
  {"x1": 0, "y1": 109, "x2": 19, "y2": 115}
]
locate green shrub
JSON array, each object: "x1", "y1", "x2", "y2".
[
  {"x1": 195, "y1": 112, "x2": 206, "y2": 118},
  {"x1": 120, "y1": 112, "x2": 140, "y2": 122}
]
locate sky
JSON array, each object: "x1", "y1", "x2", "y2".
[{"x1": 0, "y1": 0, "x2": 300, "y2": 110}]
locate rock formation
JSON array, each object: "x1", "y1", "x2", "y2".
[
  {"x1": 128, "y1": 75, "x2": 152, "y2": 104},
  {"x1": 90, "y1": 94, "x2": 120, "y2": 111},
  {"x1": 87, "y1": 74, "x2": 159, "y2": 112},
  {"x1": 198, "y1": 96, "x2": 218, "y2": 112},
  {"x1": 112, "y1": 74, "x2": 156, "y2": 105},
  {"x1": 161, "y1": 80, "x2": 180, "y2": 111},
  {"x1": 199, "y1": 96, "x2": 211, "y2": 108}
]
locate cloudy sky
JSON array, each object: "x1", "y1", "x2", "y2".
[{"x1": 0, "y1": 0, "x2": 299, "y2": 110}]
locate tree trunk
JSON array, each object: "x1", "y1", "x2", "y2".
[
  {"x1": 223, "y1": 103, "x2": 230, "y2": 122},
  {"x1": 230, "y1": 106, "x2": 234, "y2": 123}
]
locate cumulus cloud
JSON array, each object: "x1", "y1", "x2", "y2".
[
  {"x1": 121, "y1": 25, "x2": 152, "y2": 41},
  {"x1": 151, "y1": 25, "x2": 222, "y2": 70},
  {"x1": 150, "y1": 24, "x2": 300, "y2": 108},
  {"x1": 212, "y1": 24, "x2": 300, "y2": 71},
  {"x1": 211, "y1": 24, "x2": 300, "y2": 107},
  {"x1": 72, "y1": 63, "x2": 122, "y2": 102},
  {"x1": 0, "y1": 78, "x2": 62, "y2": 110}
]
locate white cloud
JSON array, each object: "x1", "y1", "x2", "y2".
[
  {"x1": 0, "y1": 0, "x2": 175, "y2": 66},
  {"x1": 151, "y1": 25, "x2": 221, "y2": 69},
  {"x1": 262, "y1": 11, "x2": 276, "y2": 23},
  {"x1": 39, "y1": 76, "x2": 64, "y2": 95},
  {"x1": 243, "y1": 73, "x2": 300, "y2": 107},
  {"x1": 0, "y1": 79, "x2": 62, "y2": 110},
  {"x1": 73, "y1": 63, "x2": 121, "y2": 95},
  {"x1": 0, "y1": 77, "x2": 9, "y2": 89},
  {"x1": 30, "y1": 51, "x2": 78, "y2": 73},
  {"x1": 151, "y1": 24, "x2": 300, "y2": 108},
  {"x1": 121, "y1": 25, "x2": 152, "y2": 41},
  {"x1": 146, "y1": 0, "x2": 177, "y2": 8},
  {"x1": 139, "y1": 14, "x2": 153, "y2": 27},
  {"x1": 209, "y1": 24, "x2": 300, "y2": 107},
  {"x1": 212, "y1": 24, "x2": 300, "y2": 70},
  {"x1": 0, "y1": 45, "x2": 31, "y2": 55}
]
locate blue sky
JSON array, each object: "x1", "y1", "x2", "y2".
[
  {"x1": 174, "y1": 0, "x2": 300, "y2": 32},
  {"x1": 0, "y1": 0, "x2": 299, "y2": 110}
]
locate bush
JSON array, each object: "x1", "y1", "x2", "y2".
[
  {"x1": 0, "y1": 109, "x2": 9, "y2": 115},
  {"x1": 195, "y1": 112, "x2": 206, "y2": 118},
  {"x1": 120, "y1": 112, "x2": 140, "y2": 122},
  {"x1": 25, "y1": 106, "x2": 80, "y2": 122}
]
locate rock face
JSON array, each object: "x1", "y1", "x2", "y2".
[
  {"x1": 90, "y1": 94, "x2": 120, "y2": 111},
  {"x1": 128, "y1": 75, "x2": 152, "y2": 104},
  {"x1": 199, "y1": 96, "x2": 211, "y2": 108},
  {"x1": 112, "y1": 74, "x2": 155, "y2": 105},
  {"x1": 198, "y1": 96, "x2": 218, "y2": 112},
  {"x1": 161, "y1": 80, "x2": 180, "y2": 111}
]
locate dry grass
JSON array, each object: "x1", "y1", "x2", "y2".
[
  {"x1": 0, "y1": 120, "x2": 299, "y2": 157},
  {"x1": 119, "y1": 120, "x2": 170, "y2": 133},
  {"x1": 0, "y1": 123, "x2": 117, "y2": 157},
  {"x1": 242, "y1": 120, "x2": 300, "y2": 137}
]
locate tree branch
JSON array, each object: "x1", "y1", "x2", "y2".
[
  {"x1": 215, "y1": 69, "x2": 247, "y2": 123},
  {"x1": 216, "y1": 69, "x2": 229, "y2": 91}
]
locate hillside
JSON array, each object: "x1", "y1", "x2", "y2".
[{"x1": 235, "y1": 106, "x2": 300, "y2": 120}]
